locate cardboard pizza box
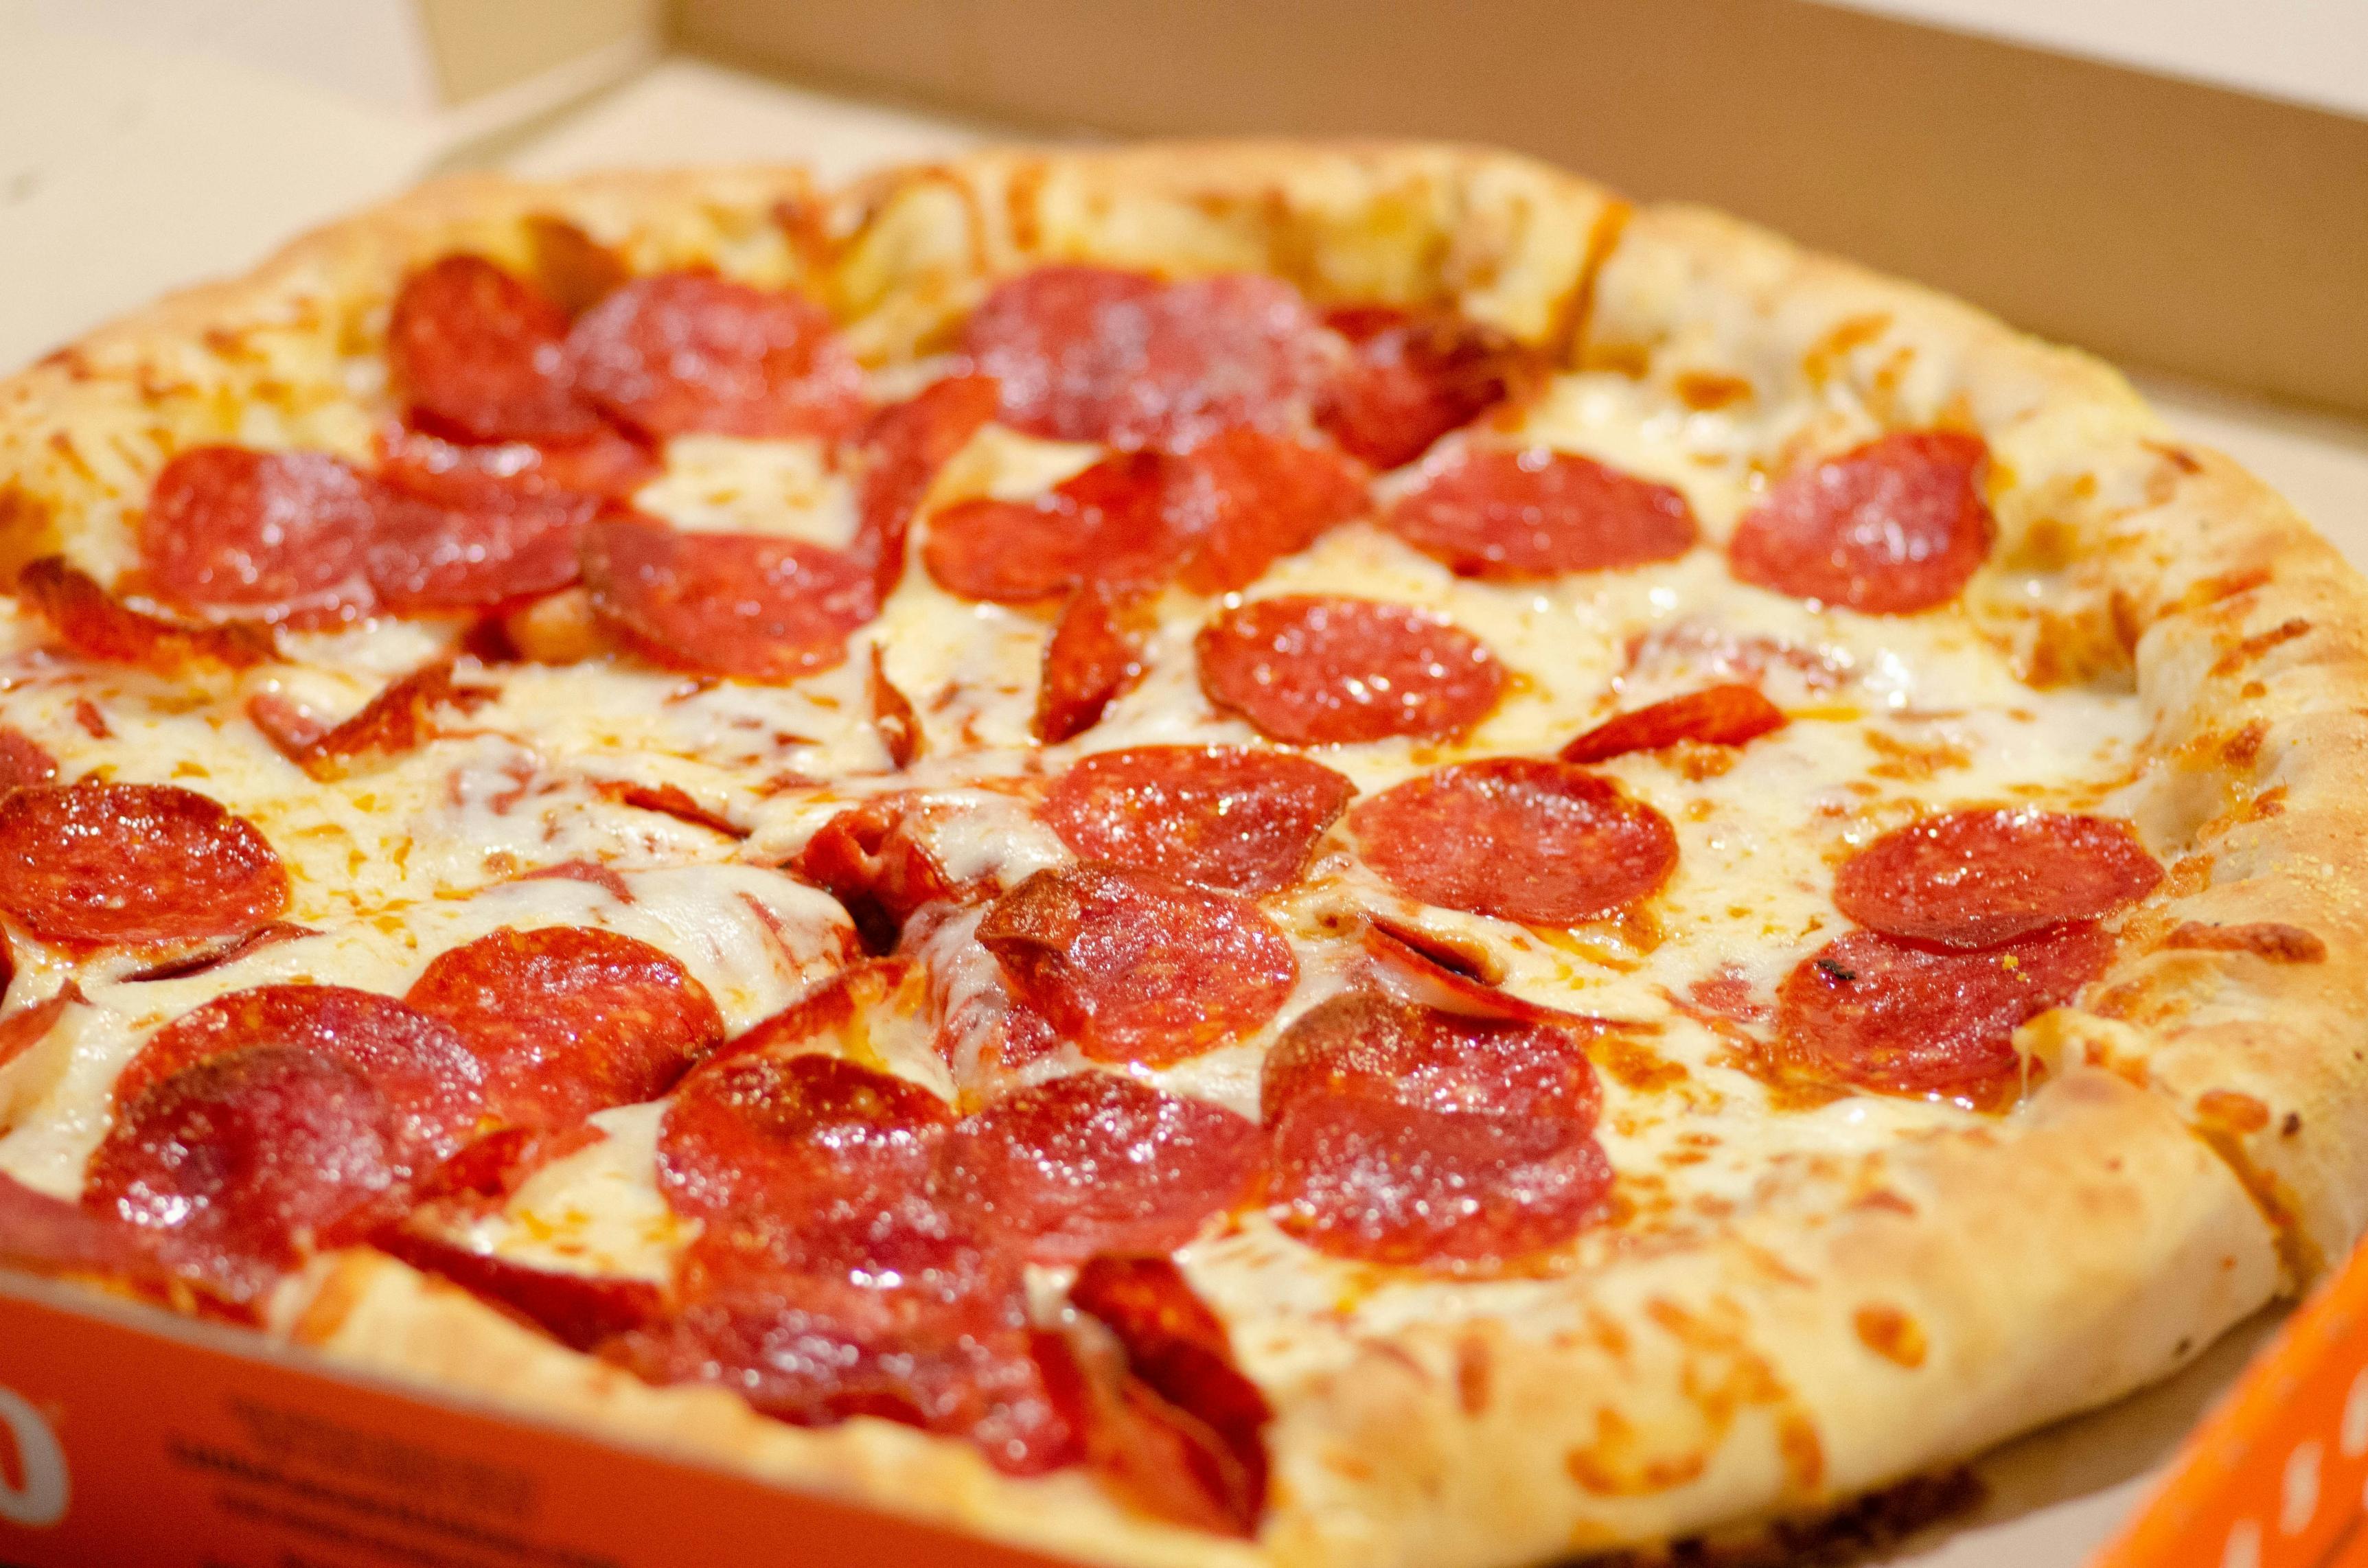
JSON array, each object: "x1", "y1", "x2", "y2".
[{"x1": 3, "y1": 5, "x2": 2368, "y2": 1566}]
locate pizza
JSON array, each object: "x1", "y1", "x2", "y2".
[{"x1": 0, "y1": 141, "x2": 2362, "y2": 1567}]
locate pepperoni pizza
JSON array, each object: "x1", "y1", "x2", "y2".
[{"x1": 0, "y1": 144, "x2": 2364, "y2": 1567}]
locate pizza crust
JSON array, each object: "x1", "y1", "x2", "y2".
[{"x1": 5, "y1": 141, "x2": 2364, "y2": 1567}]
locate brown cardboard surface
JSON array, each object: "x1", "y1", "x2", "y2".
[{"x1": 676, "y1": 0, "x2": 2368, "y2": 420}]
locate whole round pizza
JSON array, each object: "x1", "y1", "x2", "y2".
[{"x1": 0, "y1": 142, "x2": 2362, "y2": 1567}]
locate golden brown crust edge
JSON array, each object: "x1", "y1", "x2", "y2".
[{"x1": 1, "y1": 142, "x2": 2358, "y2": 1568}]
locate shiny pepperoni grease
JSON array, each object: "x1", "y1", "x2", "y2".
[
  {"x1": 940, "y1": 1073, "x2": 1260, "y2": 1263},
  {"x1": 1383, "y1": 448, "x2": 1697, "y2": 579},
  {"x1": 388, "y1": 254, "x2": 604, "y2": 446},
  {"x1": 1196, "y1": 595, "x2": 1506, "y2": 745},
  {"x1": 961, "y1": 265, "x2": 1332, "y2": 450},
  {"x1": 1728, "y1": 431, "x2": 1992, "y2": 614},
  {"x1": 406, "y1": 926, "x2": 724, "y2": 1133},
  {"x1": 1261, "y1": 991, "x2": 1611, "y2": 1266},
  {"x1": 139, "y1": 447, "x2": 380, "y2": 625},
  {"x1": 977, "y1": 864, "x2": 1296, "y2": 1066},
  {"x1": 1315, "y1": 305, "x2": 1547, "y2": 470},
  {"x1": 1832, "y1": 808, "x2": 2163, "y2": 950},
  {"x1": 1350, "y1": 759, "x2": 1677, "y2": 925},
  {"x1": 567, "y1": 273, "x2": 867, "y2": 442},
  {"x1": 1770, "y1": 923, "x2": 2113, "y2": 1107},
  {"x1": 1559, "y1": 684, "x2": 1788, "y2": 765},
  {"x1": 1035, "y1": 584, "x2": 1152, "y2": 745},
  {"x1": 856, "y1": 374, "x2": 1000, "y2": 600},
  {"x1": 0, "y1": 782, "x2": 290, "y2": 946},
  {"x1": 1042, "y1": 746, "x2": 1354, "y2": 897},
  {"x1": 580, "y1": 514, "x2": 876, "y2": 680}
]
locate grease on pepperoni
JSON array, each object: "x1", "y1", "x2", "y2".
[
  {"x1": 1035, "y1": 584, "x2": 1151, "y2": 745},
  {"x1": 1160, "y1": 429, "x2": 1368, "y2": 595},
  {"x1": 1316, "y1": 306, "x2": 1547, "y2": 470},
  {"x1": 0, "y1": 782, "x2": 289, "y2": 945},
  {"x1": 378, "y1": 422, "x2": 658, "y2": 505},
  {"x1": 139, "y1": 447, "x2": 380, "y2": 625},
  {"x1": 1384, "y1": 448, "x2": 1697, "y2": 579},
  {"x1": 19, "y1": 557, "x2": 274, "y2": 671},
  {"x1": 406, "y1": 926, "x2": 723, "y2": 1133},
  {"x1": 798, "y1": 795, "x2": 961, "y2": 953},
  {"x1": 1042, "y1": 746, "x2": 1353, "y2": 896},
  {"x1": 0, "y1": 730, "x2": 56, "y2": 790},
  {"x1": 581, "y1": 513, "x2": 875, "y2": 681},
  {"x1": 923, "y1": 452, "x2": 1172, "y2": 604},
  {"x1": 568, "y1": 273, "x2": 866, "y2": 442},
  {"x1": 1261, "y1": 991, "x2": 1610, "y2": 1266},
  {"x1": 857, "y1": 374, "x2": 1000, "y2": 600},
  {"x1": 978, "y1": 864, "x2": 1296, "y2": 1066},
  {"x1": 962, "y1": 265, "x2": 1331, "y2": 450},
  {"x1": 1351, "y1": 759, "x2": 1676, "y2": 925},
  {"x1": 1729, "y1": 431, "x2": 1992, "y2": 613},
  {"x1": 940, "y1": 1073, "x2": 1259, "y2": 1263},
  {"x1": 1559, "y1": 684, "x2": 1788, "y2": 765},
  {"x1": 1834, "y1": 807, "x2": 2162, "y2": 950},
  {"x1": 363, "y1": 481, "x2": 594, "y2": 614},
  {"x1": 255, "y1": 662, "x2": 492, "y2": 781},
  {"x1": 388, "y1": 255, "x2": 601, "y2": 445},
  {"x1": 1771, "y1": 923, "x2": 2113, "y2": 1107},
  {"x1": 1196, "y1": 595, "x2": 1505, "y2": 745}
]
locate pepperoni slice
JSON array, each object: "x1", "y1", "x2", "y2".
[
  {"x1": 1362, "y1": 919, "x2": 1584, "y2": 1028},
  {"x1": 1035, "y1": 584, "x2": 1151, "y2": 745},
  {"x1": 1042, "y1": 746, "x2": 1354, "y2": 896},
  {"x1": 977, "y1": 865, "x2": 1296, "y2": 1066},
  {"x1": 940, "y1": 1074, "x2": 1260, "y2": 1263},
  {"x1": 567, "y1": 273, "x2": 866, "y2": 442},
  {"x1": 0, "y1": 1170, "x2": 178, "y2": 1298},
  {"x1": 406, "y1": 926, "x2": 723, "y2": 1133},
  {"x1": 139, "y1": 447, "x2": 380, "y2": 625},
  {"x1": 1261, "y1": 991, "x2": 1610, "y2": 1265},
  {"x1": 388, "y1": 255, "x2": 602, "y2": 445},
  {"x1": 18, "y1": 557, "x2": 274, "y2": 671},
  {"x1": 1350, "y1": 759, "x2": 1677, "y2": 925},
  {"x1": 362, "y1": 481, "x2": 593, "y2": 615},
  {"x1": 1771, "y1": 923, "x2": 2113, "y2": 1107},
  {"x1": 1833, "y1": 808, "x2": 2163, "y2": 951},
  {"x1": 1559, "y1": 684, "x2": 1789, "y2": 765},
  {"x1": 1196, "y1": 595, "x2": 1505, "y2": 745},
  {"x1": 0, "y1": 782, "x2": 289, "y2": 945},
  {"x1": 112, "y1": 983, "x2": 486, "y2": 1135},
  {"x1": 1315, "y1": 306, "x2": 1547, "y2": 470},
  {"x1": 1383, "y1": 448, "x2": 1697, "y2": 580},
  {"x1": 1070, "y1": 1255, "x2": 1272, "y2": 1537},
  {"x1": 256, "y1": 662, "x2": 491, "y2": 782},
  {"x1": 378, "y1": 422, "x2": 659, "y2": 505},
  {"x1": 580, "y1": 514, "x2": 875, "y2": 681},
  {"x1": 1160, "y1": 429, "x2": 1368, "y2": 595},
  {"x1": 923, "y1": 452, "x2": 1173, "y2": 604},
  {"x1": 962, "y1": 266, "x2": 1331, "y2": 450},
  {"x1": 798, "y1": 796, "x2": 961, "y2": 953},
  {"x1": 1728, "y1": 431, "x2": 1992, "y2": 613},
  {"x1": 0, "y1": 730, "x2": 56, "y2": 790},
  {"x1": 856, "y1": 374, "x2": 1000, "y2": 601},
  {"x1": 373, "y1": 1227, "x2": 661, "y2": 1352}
]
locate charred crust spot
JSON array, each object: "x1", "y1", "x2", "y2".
[
  {"x1": 2282, "y1": 1111, "x2": 2303, "y2": 1138},
  {"x1": 1814, "y1": 957, "x2": 1857, "y2": 986},
  {"x1": 2163, "y1": 920, "x2": 2325, "y2": 964},
  {"x1": 2209, "y1": 616, "x2": 2311, "y2": 677},
  {"x1": 1852, "y1": 1304, "x2": 1929, "y2": 1368}
]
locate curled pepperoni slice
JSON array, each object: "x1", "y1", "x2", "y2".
[
  {"x1": 923, "y1": 452, "x2": 1173, "y2": 604},
  {"x1": 139, "y1": 447, "x2": 380, "y2": 625},
  {"x1": 1383, "y1": 448, "x2": 1697, "y2": 580},
  {"x1": 19, "y1": 557, "x2": 274, "y2": 671},
  {"x1": 1261, "y1": 992, "x2": 1609, "y2": 1266},
  {"x1": 1834, "y1": 808, "x2": 2163, "y2": 951},
  {"x1": 940, "y1": 1073, "x2": 1260, "y2": 1263},
  {"x1": 963, "y1": 266, "x2": 1331, "y2": 451},
  {"x1": 1559, "y1": 684, "x2": 1788, "y2": 765},
  {"x1": 580, "y1": 514, "x2": 875, "y2": 681},
  {"x1": 1160, "y1": 429, "x2": 1368, "y2": 595},
  {"x1": 978, "y1": 864, "x2": 1296, "y2": 1066},
  {"x1": 0, "y1": 1170, "x2": 179, "y2": 1298},
  {"x1": 373, "y1": 1227, "x2": 661, "y2": 1352},
  {"x1": 568, "y1": 273, "x2": 866, "y2": 442},
  {"x1": 1070, "y1": 1255, "x2": 1273, "y2": 1536},
  {"x1": 1729, "y1": 431, "x2": 1992, "y2": 613},
  {"x1": 388, "y1": 255, "x2": 601, "y2": 446},
  {"x1": 1035, "y1": 584, "x2": 1151, "y2": 745},
  {"x1": 1315, "y1": 306, "x2": 1547, "y2": 470},
  {"x1": 1350, "y1": 759, "x2": 1677, "y2": 925},
  {"x1": 798, "y1": 796, "x2": 961, "y2": 953},
  {"x1": 363, "y1": 483, "x2": 593, "y2": 615},
  {"x1": 1771, "y1": 923, "x2": 2113, "y2": 1107},
  {"x1": 856, "y1": 374, "x2": 999, "y2": 600},
  {"x1": 0, "y1": 730, "x2": 57, "y2": 790},
  {"x1": 1042, "y1": 746, "x2": 1353, "y2": 896},
  {"x1": 378, "y1": 422, "x2": 658, "y2": 505},
  {"x1": 406, "y1": 926, "x2": 724, "y2": 1133},
  {"x1": 0, "y1": 782, "x2": 289, "y2": 945},
  {"x1": 1197, "y1": 595, "x2": 1505, "y2": 745},
  {"x1": 112, "y1": 983, "x2": 486, "y2": 1140},
  {"x1": 255, "y1": 662, "x2": 491, "y2": 782}
]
